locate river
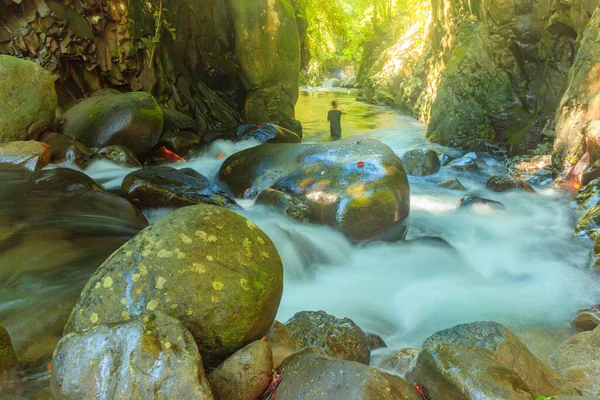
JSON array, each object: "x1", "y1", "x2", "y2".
[{"x1": 1, "y1": 89, "x2": 600, "y2": 397}]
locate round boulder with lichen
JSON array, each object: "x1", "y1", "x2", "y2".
[{"x1": 64, "y1": 205, "x2": 283, "y2": 365}]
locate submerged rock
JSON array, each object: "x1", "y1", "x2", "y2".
[
  {"x1": 440, "y1": 178, "x2": 467, "y2": 190},
  {"x1": 158, "y1": 131, "x2": 200, "y2": 156},
  {"x1": 408, "y1": 321, "x2": 578, "y2": 397},
  {"x1": 458, "y1": 195, "x2": 505, "y2": 210},
  {"x1": 365, "y1": 333, "x2": 387, "y2": 350},
  {"x1": 121, "y1": 166, "x2": 239, "y2": 210},
  {"x1": 208, "y1": 340, "x2": 272, "y2": 400},
  {"x1": 378, "y1": 348, "x2": 418, "y2": 379},
  {"x1": 219, "y1": 137, "x2": 410, "y2": 242},
  {"x1": 0, "y1": 55, "x2": 57, "y2": 143},
  {"x1": 448, "y1": 157, "x2": 479, "y2": 171},
  {"x1": 549, "y1": 325, "x2": 600, "y2": 396},
  {"x1": 275, "y1": 347, "x2": 421, "y2": 400},
  {"x1": 96, "y1": 145, "x2": 142, "y2": 168},
  {"x1": 51, "y1": 312, "x2": 213, "y2": 400},
  {"x1": 256, "y1": 188, "x2": 311, "y2": 221},
  {"x1": 486, "y1": 174, "x2": 535, "y2": 193},
  {"x1": 237, "y1": 123, "x2": 301, "y2": 144},
  {"x1": 285, "y1": 310, "x2": 370, "y2": 364},
  {"x1": 40, "y1": 132, "x2": 96, "y2": 168},
  {"x1": 65, "y1": 205, "x2": 283, "y2": 366},
  {"x1": 60, "y1": 92, "x2": 163, "y2": 157},
  {"x1": 0, "y1": 141, "x2": 51, "y2": 171},
  {"x1": 401, "y1": 149, "x2": 440, "y2": 176},
  {"x1": 572, "y1": 305, "x2": 600, "y2": 332}
]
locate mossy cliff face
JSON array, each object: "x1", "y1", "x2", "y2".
[
  {"x1": 0, "y1": 0, "x2": 302, "y2": 133},
  {"x1": 360, "y1": 0, "x2": 599, "y2": 157}
]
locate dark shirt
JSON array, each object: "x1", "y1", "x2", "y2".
[{"x1": 328, "y1": 109, "x2": 342, "y2": 136}]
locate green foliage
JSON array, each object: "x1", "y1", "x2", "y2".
[
  {"x1": 297, "y1": 0, "x2": 429, "y2": 83},
  {"x1": 138, "y1": 0, "x2": 177, "y2": 67},
  {"x1": 535, "y1": 396, "x2": 557, "y2": 400}
]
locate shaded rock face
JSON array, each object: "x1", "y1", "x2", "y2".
[
  {"x1": 60, "y1": 92, "x2": 164, "y2": 158},
  {"x1": 486, "y1": 175, "x2": 535, "y2": 193},
  {"x1": 96, "y1": 145, "x2": 142, "y2": 168},
  {"x1": 121, "y1": 166, "x2": 239, "y2": 210},
  {"x1": 237, "y1": 123, "x2": 302, "y2": 143},
  {"x1": 158, "y1": 131, "x2": 200, "y2": 157},
  {"x1": 284, "y1": 310, "x2": 370, "y2": 365},
  {"x1": 378, "y1": 348, "x2": 419, "y2": 379},
  {"x1": 401, "y1": 149, "x2": 440, "y2": 176},
  {"x1": 0, "y1": 55, "x2": 57, "y2": 143},
  {"x1": 365, "y1": 333, "x2": 387, "y2": 351},
  {"x1": 549, "y1": 325, "x2": 600, "y2": 396},
  {"x1": 265, "y1": 321, "x2": 296, "y2": 368},
  {"x1": 0, "y1": 141, "x2": 51, "y2": 171},
  {"x1": 0, "y1": 324, "x2": 17, "y2": 372},
  {"x1": 0, "y1": 0, "x2": 301, "y2": 134},
  {"x1": 275, "y1": 347, "x2": 421, "y2": 400},
  {"x1": 219, "y1": 137, "x2": 410, "y2": 242},
  {"x1": 208, "y1": 340, "x2": 272, "y2": 400},
  {"x1": 448, "y1": 157, "x2": 479, "y2": 171},
  {"x1": 408, "y1": 321, "x2": 578, "y2": 398},
  {"x1": 65, "y1": 205, "x2": 284, "y2": 366},
  {"x1": 51, "y1": 312, "x2": 213, "y2": 400},
  {"x1": 256, "y1": 188, "x2": 311, "y2": 221},
  {"x1": 440, "y1": 178, "x2": 467, "y2": 191}
]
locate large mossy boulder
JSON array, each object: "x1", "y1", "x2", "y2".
[
  {"x1": 285, "y1": 310, "x2": 370, "y2": 365},
  {"x1": 549, "y1": 325, "x2": 600, "y2": 396},
  {"x1": 0, "y1": 55, "x2": 57, "y2": 143},
  {"x1": 407, "y1": 321, "x2": 578, "y2": 398},
  {"x1": 64, "y1": 205, "x2": 283, "y2": 366},
  {"x1": 51, "y1": 312, "x2": 213, "y2": 400},
  {"x1": 121, "y1": 166, "x2": 240, "y2": 210},
  {"x1": 208, "y1": 340, "x2": 272, "y2": 400},
  {"x1": 274, "y1": 347, "x2": 421, "y2": 400},
  {"x1": 219, "y1": 137, "x2": 410, "y2": 242},
  {"x1": 59, "y1": 92, "x2": 163, "y2": 157},
  {"x1": 0, "y1": 141, "x2": 51, "y2": 171}
]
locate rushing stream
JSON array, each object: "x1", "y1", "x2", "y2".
[{"x1": 2, "y1": 89, "x2": 600, "y2": 397}]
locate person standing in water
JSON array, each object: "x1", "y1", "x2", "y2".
[{"x1": 327, "y1": 101, "x2": 343, "y2": 139}]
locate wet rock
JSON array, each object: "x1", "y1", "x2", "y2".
[
  {"x1": 365, "y1": 333, "x2": 387, "y2": 350},
  {"x1": 439, "y1": 154, "x2": 455, "y2": 166},
  {"x1": 401, "y1": 149, "x2": 440, "y2": 176},
  {"x1": 486, "y1": 175, "x2": 535, "y2": 193},
  {"x1": 208, "y1": 341, "x2": 272, "y2": 400},
  {"x1": 378, "y1": 348, "x2": 419, "y2": 378},
  {"x1": 416, "y1": 321, "x2": 578, "y2": 396},
  {"x1": 121, "y1": 166, "x2": 239, "y2": 210},
  {"x1": 284, "y1": 310, "x2": 370, "y2": 364},
  {"x1": 440, "y1": 178, "x2": 467, "y2": 190},
  {"x1": 158, "y1": 131, "x2": 200, "y2": 157},
  {"x1": 96, "y1": 145, "x2": 142, "y2": 168},
  {"x1": 448, "y1": 157, "x2": 479, "y2": 171},
  {"x1": 266, "y1": 321, "x2": 296, "y2": 368},
  {"x1": 572, "y1": 305, "x2": 600, "y2": 332},
  {"x1": 219, "y1": 137, "x2": 410, "y2": 242},
  {"x1": 0, "y1": 141, "x2": 51, "y2": 171},
  {"x1": 65, "y1": 205, "x2": 283, "y2": 366},
  {"x1": 26, "y1": 168, "x2": 103, "y2": 194},
  {"x1": 407, "y1": 343, "x2": 534, "y2": 400},
  {"x1": 237, "y1": 123, "x2": 301, "y2": 144},
  {"x1": 60, "y1": 92, "x2": 164, "y2": 157},
  {"x1": 161, "y1": 107, "x2": 201, "y2": 134},
  {"x1": 275, "y1": 347, "x2": 421, "y2": 400},
  {"x1": 40, "y1": 132, "x2": 96, "y2": 168},
  {"x1": 549, "y1": 325, "x2": 600, "y2": 396},
  {"x1": 51, "y1": 312, "x2": 213, "y2": 400},
  {"x1": 0, "y1": 324, "x2": 17, "y2": 372},
  {"x1": 458, "y1": 195, "x2": 505, "y2": 210},
  {"x1": 256, "y1": 188, "x2": 311, "y2": 221},
  {"x1": 0, "y1": 55, "x2": 57, "y2": 143}
]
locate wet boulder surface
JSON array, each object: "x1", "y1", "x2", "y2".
[
  {"x1": 158, "y1": 131, "x2": 201, "y2": 157},
  {"x1": 121, "y1": 166, "x2": 240, "y2": 210},
  {"x1": 274, "y1": 347, "x2": 421, "y2": 400},
  {"x1": 96, "y1": 145, "x2": 142, "y2": 168},
  {"x1": 0, "y1": 141, "x2": 51, "y2": 171},
  {"x1": 219, "y1": 136, "x2": 410, "y2": 242},
  {"x1": 51, "y1": 312, "x2": 213, "y2": 400},
  {"x1": 40, "y1": 132, "x2": 96, "y2": 168},
  {"x1": 59, "y1": 92, "x2": 164, "y2": 157},
  {"x1": 284, "y1": 310, "x2": 371, "y2": 365},
  {"x1": 255, "y1": 188, "x2": 311, "y2": 221},
  {"x1": 486, "y1": 174, "x2": 535, "y2": 193},
  {"x1": 64, "y1": 205, "x2": 284, "y2": 366},
  {"x1": 401, "y1": 148, "x2": 441, "y2": 176},
  {"x1": 237, "y1": 123, "x2": 301, "y2": 144}
]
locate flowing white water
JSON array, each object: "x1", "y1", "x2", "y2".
[{"x1": 72, "y1": 91, "x2": 600, "y2": 357}]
